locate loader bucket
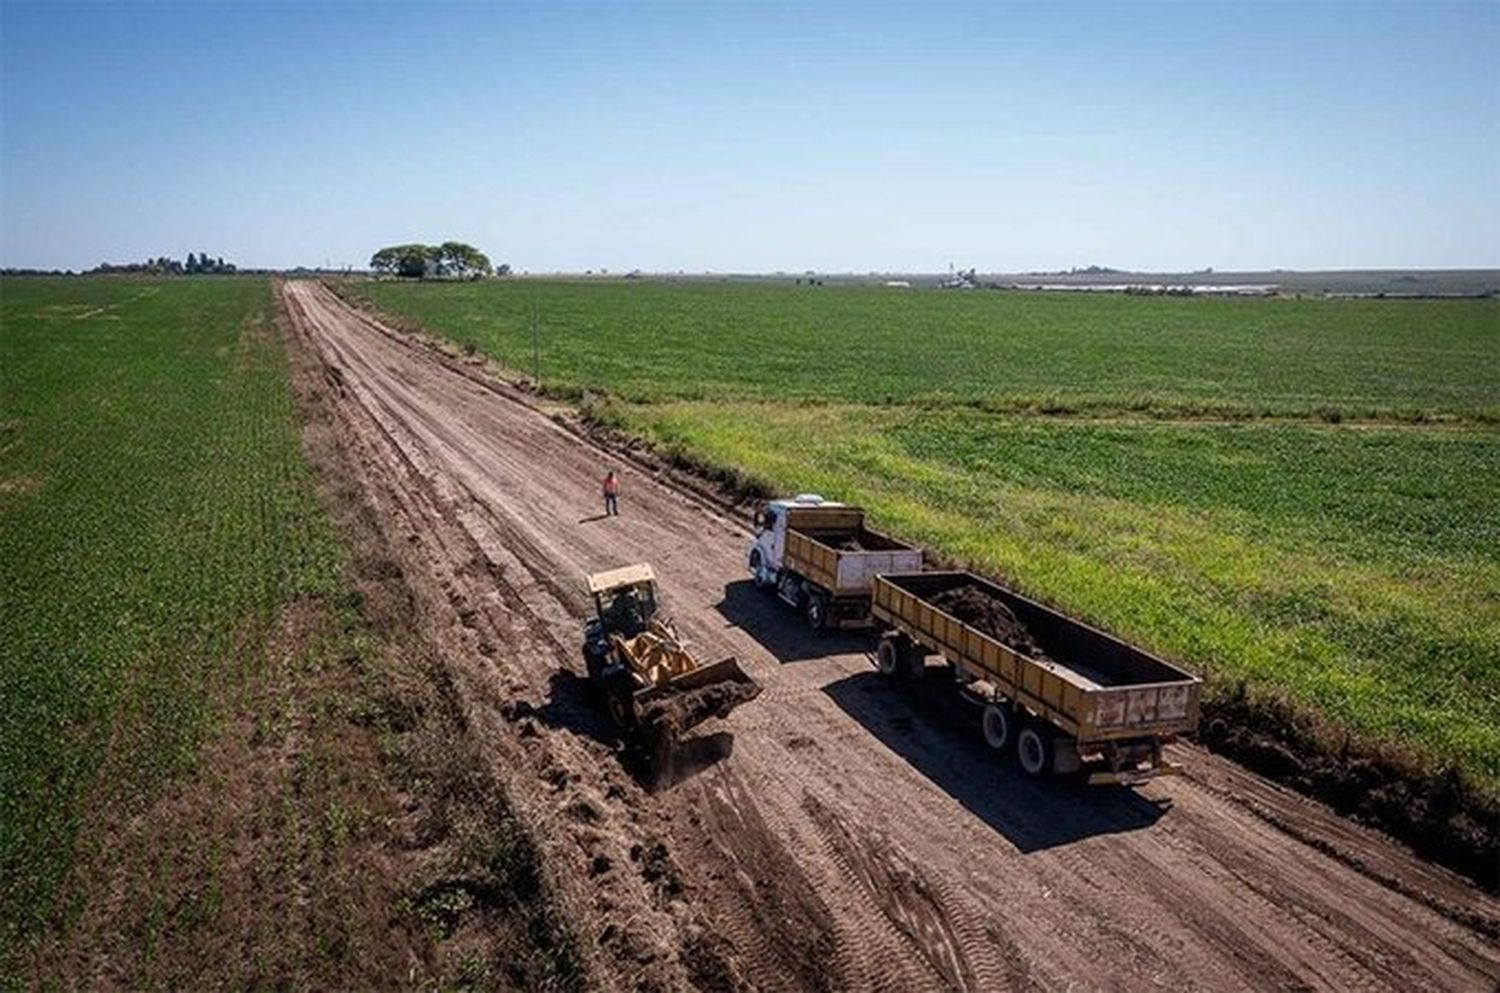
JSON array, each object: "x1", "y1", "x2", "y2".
[
  {"x1": 664, "y1": 655, "x2": 756, "y2": 695},
  {"x1": 643, "y1": 656, "x2": 760, "y2": 731},
  {"x1": 633, "y1": 656, "x2": 761, "y2": 777}
]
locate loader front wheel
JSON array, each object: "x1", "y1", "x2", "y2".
[{"x1": 604, "y1": 684, "x2": 637, "y2": 732}]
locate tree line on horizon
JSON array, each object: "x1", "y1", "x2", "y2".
[
  {"x1": 369, "y1": 242, "x2": 506, "y2": 280},
  {"x1": 90, "y1": 253, "x2": 237, "y2": 276}
]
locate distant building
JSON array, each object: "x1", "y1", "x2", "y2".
[{"x1": 940, "y1": 267, "x2": 978, "y2": 289}]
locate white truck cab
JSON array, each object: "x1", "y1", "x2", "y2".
[{"x1": 748, "y1": 494, "x2": 838, "y2": 587}]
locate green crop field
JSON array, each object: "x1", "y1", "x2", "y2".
[
  {"x1": 355, "y1": 278, "x2": 1500, "y2": 789},
  {"x1": 355, "y1": 279, "x2": 1499, "y2": 421},
  {"x1": 0, "y1": 278, "x2": 344, "y2": 951}
]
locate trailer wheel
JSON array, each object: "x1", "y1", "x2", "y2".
[
  {"x1": 876, "y1": 636, "x2": 901, "y2": 677},
  {"x1": 805, "y1": 593, "x2": 828, "y2": 631},
  {"x1": 981, "y1": 704, "x2": 1012, "y2": 751},
  {"x1": 1016, "y1": 725, "x2": 1054, "y2": 776}
]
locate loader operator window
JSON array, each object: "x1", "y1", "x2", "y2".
[{"x1": 606, "y1": 588, "x2": 649, "y2": 638}]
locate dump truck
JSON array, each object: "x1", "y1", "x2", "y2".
[
  {"x1": 871, "y1": 571, "x2": 1200, "y2": 785},
  {"x1": 747, "y1": 495, "x2": 922, "y2": 629},
  {"x1": 583, "y1": 564, "x2": 760, "y2": 761}
]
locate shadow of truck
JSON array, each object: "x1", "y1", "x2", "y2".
[
  {"x1": 715, "y1": 579, "x2": 873, "y2": 663},
  {"x1": 823, "y1": 668, "x2": 1170, "y2": 852}
]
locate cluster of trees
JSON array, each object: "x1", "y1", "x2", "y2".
[
  {"x1": 185, "y1": 252, "x2": 235, "y2": 274},
  {"x1": 91, "y1": 253, "x2": 236, "y2": 275},
  {"x1": 369, "y1": 242, "x2": 506, "y2": 280}
]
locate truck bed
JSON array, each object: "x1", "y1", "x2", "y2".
[
  {"x1": 873, "y1": 571, "x2": 1200, "y2": 743},
  {"x1": 785, "y1": 524, "x2": 923, "y2": 594},
  {"x1": 781, "y1": 504, "x2": 922, "y2": 595}
]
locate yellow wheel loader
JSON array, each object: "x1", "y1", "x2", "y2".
[{"x1": 582, "y1": 564, "x2": 759, "y2": 763}]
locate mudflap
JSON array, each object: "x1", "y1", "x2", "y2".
[
  {"x1": 1085, "y1": 739, "x2": 1179, "y2": 786},
  {"x1": 1087, "y1": 762, "x2": 1182, "y2": 787}
]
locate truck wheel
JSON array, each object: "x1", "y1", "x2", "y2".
[
  {"x1": 876, "y1": 636, "x2": 901, "y2": 677},
  {"x1": 981, "y1": 704, "x2": 1012, "y2": 751},
  {"x1": 901, "y1": 646, "x2": 925, "y2": 681},
  {"x1": 1016, "y1": 725, "x2": 1054, "y2": 776},
  {"x1": 749, "y1": 550, "x2": 772, "y2": 589},
  {"x1": 805, "y1": 594, "x2": 827, "y2": 631}
]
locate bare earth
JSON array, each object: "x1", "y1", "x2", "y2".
[{"x1": 283, "y1": 280, "x2": 1500, "y2": 992}]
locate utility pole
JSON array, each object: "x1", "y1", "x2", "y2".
[{"x1": 530, "y1": 301, "x2": 540, "y2": 387}]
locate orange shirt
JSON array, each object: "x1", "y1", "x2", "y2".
[{"x1": 603, "y1": 475, "x2": 620, "y2": 496}]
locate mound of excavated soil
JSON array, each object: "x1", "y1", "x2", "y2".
[
  {"x1": 826, "y1": 532, "x2": 902, "y2": 552},
  {"x1": 1201, "y1": 683, "x2": 1500, "y2": 895},
  {"x1": 929, "y1": 585, "x2": 1051, "y2": 661}
]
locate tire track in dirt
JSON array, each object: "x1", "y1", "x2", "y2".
[
  {"x1": 284, "y1": 280, "x2": 1500, "y2": 993},
  {"x1": 803, "y1": 792, "x2": 1010, "y2": 992}
]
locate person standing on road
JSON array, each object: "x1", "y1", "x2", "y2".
[{"x1": 603, "y1": 469, "x2": 620, "y2": 517}]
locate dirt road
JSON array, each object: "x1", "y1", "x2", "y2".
[{"x1": 283, "y1": 280, "x2": 1500, "y2": 992}]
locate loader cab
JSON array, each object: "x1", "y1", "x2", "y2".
[
  {"x1": 596, "y1": 582, "x2": 655, "y2": 638},
  {"x1": 748, "y1": 494, "x2": 838, "y2": 585},
  {"x1": 584, "y1": 564, "x2": 660, "y2": 678}
]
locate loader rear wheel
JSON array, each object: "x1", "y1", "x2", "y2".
[
  {"x1": 1017, "y1": 725, "x2": 1053, "y2": 776},
  {"x1": 982, "y1": 704, "x2": 1012, "y2": 751}
]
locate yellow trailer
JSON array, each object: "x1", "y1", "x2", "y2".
[{"x1": 872, "y1": 571, "x2": 1200, "y2": 785}]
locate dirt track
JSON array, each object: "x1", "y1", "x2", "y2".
[{"x1": 283, "y1": 280, "x2": 1500, "y2": 992}]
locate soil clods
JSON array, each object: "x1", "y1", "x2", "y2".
[{"x1": 930, "y1": 584, "x2": 1051, "y2": 661}]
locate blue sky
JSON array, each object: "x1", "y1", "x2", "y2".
[{"x1": 2, "y1": 1, "x2": 1497, "y2": 272}]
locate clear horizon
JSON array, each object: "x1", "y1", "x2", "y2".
[{"x1": 3, "y1": 1, "x2": 1497, "y2": 273}]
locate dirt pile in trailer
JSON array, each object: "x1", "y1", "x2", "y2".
[{"x1": 930, "y1": 584, "x2": 1052, "y2": 661}]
